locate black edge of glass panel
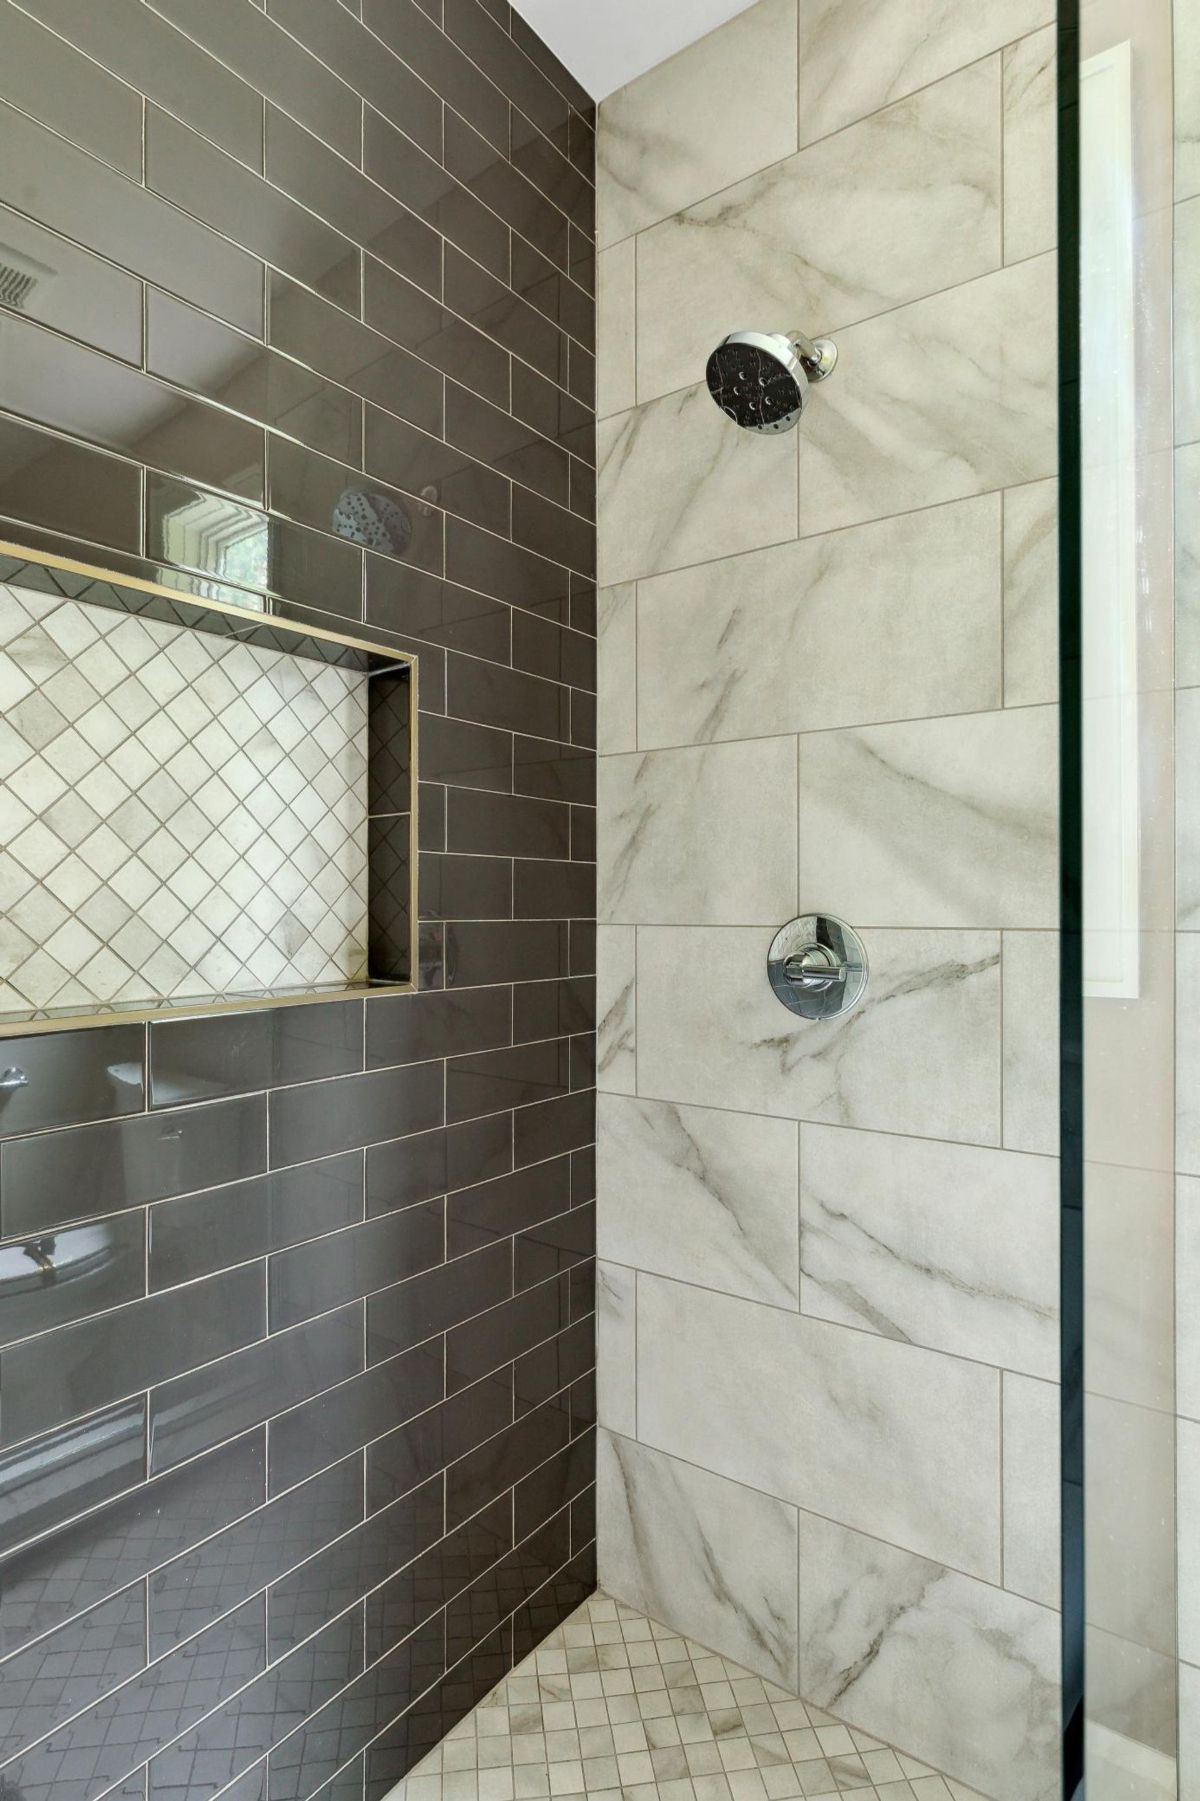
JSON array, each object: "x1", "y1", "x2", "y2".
[{"x1": 1057, "y1": 0, "x2": 1084, "y2": 1796}]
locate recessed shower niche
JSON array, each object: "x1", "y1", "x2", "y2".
[{"x1": 0, "y1": 543, "x2": 416, "y2": 1031}]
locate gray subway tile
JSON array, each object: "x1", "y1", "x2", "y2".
[
  {"x1": 149, "y1": 1155, "x2": 364, "y2": 1291},
  {"x1": 268, "y1": 435, "x2": 445, "y2": 576},
  {"x1": 0, "y1": 1584, "x2": 147, "y2": 1763},
  {"x1": 16, "y1": 0, "x2": 265, "y2": 169},
  {"x1": 0, "y1": 4, "x2": 142, "y2": 177},
  {"x1": 268, "y1": 1200, "x2": 445, "y2": 1331},
  {"x1": 147, "y1": 0, "x2": 362, "y2": 162},
  {"x1": 0, "y1": 1023, "x2": 144, "y2": 1139},
  {"x1": 445, "y1": 1037, "x2": 571, "y2": 1123},
  {"x1": 0, "y1": 1399, "x2": 145, "y2": 1559},
  {"x1": 150, "y1": 1002, "x2": 364, "y2": 1107},
  {"x1": 265, "y1": 106, "x2": 441, "y2": 299},
  {"x1": 0, "y1": 101, "x2": 262, "y2": 333},
  {"x1": 149, "y1": 1457, "x2": 363, "y2": 1656},
  {"x1": 363, "y1": 0, "x2": 508, "y2": 153},
  {"x1": 442, "y1": 0, "x2": 567, "y2": 142},
  {"x1": 268, "y1": 1340, "x2": 443, "y2": 1495},
  {"x1": 444, "y1": 243, "x2": 564, "y2": 382},
  {"x1": 0, "y1": 1093, "x2": 267, "y2": 1237},
  {"x1": 363, "y1": 257, "x2": 509, "y2": 408},
  {"x1": 146, "y1": 108, "x2": 359, "y2": 316},
  {"x1": 0, "y1": 412, "x2": 141, "y2": 554},
  {"x1": 442, "y1": 920, "x2": 569, "y2": 987},
  {"x1": 147, "y1": 290, "x2": 362, "y2": 464},
  {"x1": 365, "y1": 1239, "x2": 511, "y2": 1365},
  {"x1": 363, "y1": 108, "x2": 508, "y2": 281},
  {"x1": 366, "y1": 1114, "x2": 512, "y2": 1218},
  {"x1": 0, "y1": 1262, "x2": 266, "y2": 1448},
  {"x1": 265, "y1": 0, "x2": 442, "y2": 158},
  {"x1": 445, "y1": 381, "x2": 569, "y2": 507},
  {"x1": 446, "y1": 1155, "x2": 571, "y2": 1261},
  {"x1": 0, "y1": 1598, "x2": 265, "y2": 1801},
  {"x1": 0, "y1": 206, "x2": 143, "y2": 364},
  {"x1": 268, "y1": 1060, "x2": 444, "y2": 1165},
  {"x1": 365, "y1": 1368, "x2": 510, "y2": 1511},
  {"x1": 366, "y1": 985, "x2": 511, "y2": 1068},
  {"x1": 365, "y1": 1493, "x2": 509, "y2": 1659},
  {"x1": 0, "y1": 312, "x2": 264, "y2": 502},
  {"x1": 268, "y1": 273, "x2": 443, "y2": 439},
  {"x1": 365, "y1": 403, "x2": 509, "y2": 537},
  {"x1": 0, "y1": 1210, "x2": 145, "y2": 1351},
  {"x1": 444, "y1": 110, "x2": 569, "y2": 273},
  {"x1": 445, "y1": 518, "x2": 571, "y2": 621},
  {"x1": 149, "y1": 1304, "x2": 364, "y2": 1474},
  {"x1": 509, "y1": 111, "x2": 594, "y2": 237},
  {"x1": 0, "y1": 1430, "x2": 263, "y2": 1656}
]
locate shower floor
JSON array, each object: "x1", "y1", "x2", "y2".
[{"x1": 383, "y1": 1591, "x2": 982, "y2": 1801}]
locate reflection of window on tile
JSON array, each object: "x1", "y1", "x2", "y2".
[{"x1": 156, "y1": 485, "x2": 270, "y2": 593}]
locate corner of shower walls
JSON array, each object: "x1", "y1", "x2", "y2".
[{"x1": 592, "y1": 3, "x2": 1063, "y2": 1799}]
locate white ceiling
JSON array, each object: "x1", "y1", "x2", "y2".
[{"x1": 509, "y1": 0, "x2": 761, "y2": 100}]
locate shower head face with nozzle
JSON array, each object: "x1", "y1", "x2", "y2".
[{"x1": 706, "y1": 330, "x2": 838, "y2": 434}]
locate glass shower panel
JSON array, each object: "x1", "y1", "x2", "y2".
[{"x1": 1075, "y1": 0, "x2": 1182, "y2": 1796}]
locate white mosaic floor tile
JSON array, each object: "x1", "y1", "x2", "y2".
[
  {"x1": 0, "y1": 582, "x2": 370, "y2": 1015},
  {"x1": 383, "y1": 1596, "x2": 993, "y2": 1801}
]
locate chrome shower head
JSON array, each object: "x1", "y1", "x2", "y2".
[{"x1": 705, "y1": 330, "x2": 838, "y2": 434}]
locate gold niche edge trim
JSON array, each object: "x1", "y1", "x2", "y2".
[{"x1": 0, "y1": 539, "x2": 419, "y2": 1039}]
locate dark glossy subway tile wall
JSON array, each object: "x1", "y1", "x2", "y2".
[{"x1": 0, "y1": 0, "x2": 596, "y2": 1793}]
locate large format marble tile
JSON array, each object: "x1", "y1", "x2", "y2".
[
  {"x1": 635, "y1": 496, "x2": 1001, "y2": 748},
  {"x1": 1180, "y1": 686, "x2": 1200, "y2": 927},
  {"x1": 1001, "y1": 930, "x2": 1059, "y2": 1156},
  {"x1": 796, "y1": 1509, "x2": 1060, "y2": 1801},
  {"x1": 596, "y1": 923, "x2": 636, "y2": 1094},
  {"x1": 636, "y1": 1272, "x2": 1001, "y2": 1578},
  {"x1": 599, "y1": 1092, "x2": 800, "y2": 1308},
  {"x1": 1086, "y1": 1394, "x2": 1176, "y2": 1660},
  {"x1": 1004, "y1": 480, "x2": 1058, "y2": 707},
  {"x1": 1178, "y1": 197, "x2": 1200, "y2": 446},
  {"x1": 1180, "y1": 1418, "x2": 1200, "y2": 1666},
  {"x1": 794, "y1": 0, "x2": 1053, "y2": 150},
  {"x1": 798, "y1": 255, "x2": 1057, "y2": 537},
  {"x1": 1179, "y1": 935, "x2": 1200, "y2": 1175},
  {"x1": 1178, "y1": 444, "x2": 1200, "y2": 688},
  {"x1": 635, "y1": 60, "x2": 1001, "y2": 405},
  {"x1": 797, "y1": 706, "x2": 1059, "y2": 929},
  {"x1": 799, "y1": 1125, "x2": 1058, "y2": 1376},
  {"x1": 598, "y1": 382, "x2": 798, "y2": 586},
  {"x1": 596, "y1": 1261, "x2": 637, "y2": 1438},
  {"x1": 1084, "y1": 1162, "x2": 1173, "y2": 1414},
  {"x1": 1179, "y1": 1176, "x2": 1200, "y2": 1423},
  {"x1": 596, "y1": 0, "x2": 798, "y2": 248},
  {"x1": 599, "y1": 738, "x2": 797, "y2": 925},
  {"x1": 1001, "y1": 1372, "x2": 1060, "y2": 1608},
  {"x1": 597, "y1": 1429, "x2": 801, "y2": 1690},
  {"x1": 1180, "y1": 0, "x2": 1200, "y2": 204},
  {"x1": 597, "y1": 239, "x2": 636, "y2": 420},
  {"x1": 597, "y1": 583, "x2": 636, "y2": 756},
  {"x1": 1089, "y1": 1626, "x2": 1178, "y2": 1763},
  {"x1": 636, "y1": 925, "x2": 1002, "y2": 1143},
  {"x1": 1002, "y1": 27, "x2": 1056, "y2": 264}
]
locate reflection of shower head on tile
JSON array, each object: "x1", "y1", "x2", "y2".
[{"x1": 705, "y1": 329, "x2": 838, "y2": 434}]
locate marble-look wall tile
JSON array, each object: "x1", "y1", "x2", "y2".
[
  {"x1": 596, "y1": 0, "x2": 798, "y2": 248},
  {"x1": 1178, "y1": 196, "x2": 1200, "y2": 446},
  {"x1": 1180, "y1": 1176, "x2": 1200, "y2": 1422},
  {"x1": 1177, "y1": 444, "x2": 1200, "y2": 688},
  {"x1": 1085, "y1": 1161, "x2": 1174, "y2": 1414},
  {"x1": 1179, "y1": 686, "x2": 1200, "y2": 927},
  {"x1": 1086, "y1": 1395, "x2": 1176, "y2": 1659},
  {"x1": 795, "y1": 1509, "x2": 1060, "y2": 1801},
  {"x1": 797, "y1": 706, "x2": 1059, "y2": 929},
  {"x1": 1003, "y1": 479, "x2": 1058, "y2": 707},
  {"x1": 597, "y1": 240, "x2": 636, "y2": 420},
  {"x1": 598, "y1": 381, "x2": 798, "y2": 586},
  {"x1": 794, "y1": 0, "x2": 1053, "y2": 150},
  {"x1": 1089, "y1": 1626, "x2": 1178, "y2": 1761},
  {"x1": 1181, "y1": 1662, "x2": 1200, "y2": 1801},
  {"x1": 1002, "y1": 27, "x2": 1056, "y2": 264},
  {"x1": 635, "y1": 497, "x2": 1002, "y2": 747},
  {"x1": 596, "y1": 1261, "x2": 637, "y2": 1437},
  {"x1": 596, "y1": 924, "x2": 636, "y2": 1094},
  {"x1": 1001, "y1": 1372, "x2": 1060, "y2": 1607},
  {"x1": 597, "y1": 583, "x2": 637, "y2": 756},
  {"x1": 637, "y1": 925, "x2": 1001, "y2": 1144},
  {"x1": 798, "y1": 254, "x2": 1058, "y2": 537},
  {"x1": 634, "y1": 59, "x2": 1001, "y2": 405},
  {"x1": 1179, "y1": 935, "x2": 1200, "y2": 1174},
  {"x1": 636, "y1": 1272, "x2": 1002, "y2": 1578},
  {"x1": 1001, "y1": 930, "x2": 1059, "y2": 1155},
  {"x1": 597, "y1": 1428, "x2": 800, "y2": 1690},
  {"x1": 599, "y1": 1092, "x2": 799, "y2": 1308},
  {"x1": 1180, "y1": 1418, "x2": 1200, "y2": 1665},
  {"x1": 599, "y1": 738, "x2": 798, "y2": 925},
  {"x1": 799, "y1": 1125, "x2": 1058, "y2": 1376},
  {"x1": 1179, "y1": 0, "x2": 1200, "y2": 203}
]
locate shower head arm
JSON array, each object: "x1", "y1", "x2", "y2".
[{"x1": 790, "y1": 333, "x2": 838, "y2": 383}]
